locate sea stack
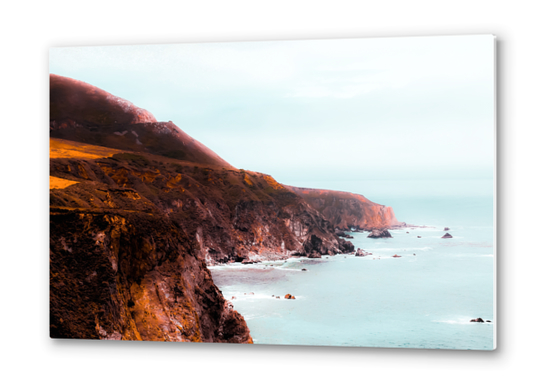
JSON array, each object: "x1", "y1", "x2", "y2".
[
  {"x1": 367, "y1": 229, "x2": 393, "y2": 238},
  {"x1": 442, "y1": 233, "x2": 453, "y2": 239}
]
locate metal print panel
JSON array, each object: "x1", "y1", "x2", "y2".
[{"x1": 49, "y1": 35, "x2": 496, "y2": 349}]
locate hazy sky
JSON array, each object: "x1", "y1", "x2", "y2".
[{"x1": 50, "y1": 35, "x2": 494, "y2": 198}]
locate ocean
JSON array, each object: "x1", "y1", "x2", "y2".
[{"x1": 210, "y1": 192, "x2": 495, "y2": 350}]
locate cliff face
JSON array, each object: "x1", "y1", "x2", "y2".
[
  {"x1": 50, "y1": 143, "x2": 252, "y2": 342},
  {"x1": 49, "y1": 74, "x2": 396, "y2": 342},
  {"x1": 49, "y1": 138, "x2": 352, "y2": 341},
  {"x1": 287, "y1": 186, "x2": 402, "y2": 231},
  {"x1": 50, "y1": 140, "x2": 351, "y2": 266},
  {"x1": 50, "y1": 207, "x2": 251, "y2": 343}
]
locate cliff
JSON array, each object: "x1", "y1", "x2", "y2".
[
  {"x1": 50, "y1": 139, "x2": 352, "y2": 266},
  {"x1": 50, "y1": 206, "x2": 251, "y2": 342},
  {"x1": 50, "y1": 138, "x2": 351, "y2": 341},
  {"x1": 50, "y1": 144, "x2": 252, "y2": 342},
  {"x1": 287, "y1": 186, "x2": 403, "y2": 231},
  {"x1": 49, "y1": 74, "x2": 397, "y2": 342}
]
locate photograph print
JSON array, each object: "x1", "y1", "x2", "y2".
[{"x1": 49, "y1": 35, "x2": 495, "y2": 349}]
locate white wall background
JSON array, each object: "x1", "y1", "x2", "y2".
[{"x1": 1, "y1": 0, "x2": 540, "y2": 382}]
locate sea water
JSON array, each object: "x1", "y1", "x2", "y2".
[{"x1": 210, "y1": 194, "x2": 495, "y2": 350}]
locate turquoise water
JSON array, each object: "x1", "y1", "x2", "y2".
[{"x1": 210, "y1": 196, "x2": 495, "y2": 350}]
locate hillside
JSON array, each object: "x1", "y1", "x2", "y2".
[
  {"x1": 49, "y1": 138, "x2": 353, "y2": 341},
  {"x1": 50, "y1": 74, "x2": 232, "y2": 167},
  {"x1": 50, "y1": 139, "x2": 252, "y2": 342},
  {"x1": 49, "y1": 75, "x2": 400, "y2": 342},
  {"x1": 287, "y1": 186, "x2": 402, "y2": 231}
]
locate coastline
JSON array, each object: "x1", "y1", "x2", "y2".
[{"x1": 210, "y1": 194, "x2": 494, "y2": 349}]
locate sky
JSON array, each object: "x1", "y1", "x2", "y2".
[{"x1": 50, "y1": 35, "x2": 495, "y2": 199}]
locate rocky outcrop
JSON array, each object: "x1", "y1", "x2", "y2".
[
  {"x1": 308, "y1": 250, "x2": 322, "y2": 259},
  {"x1": 284, "y1": 294, "x2": 296, "y2": 300},
  {"x1": 50, "y1": 205, "x2": 252, "y2": 343},
  {"x1": 470, "y1": 318, "x2": 486, "y2": 323},
  {"x1": 287, "y1": 186, "x2": 402, "y2": 231},
  {"x1": 355, "y1": 248, "x2": 371, "y2": 257},
  {"x1": 336, "y1": 230, "x2": 354, "y2": 239},
  {"x1": 338, "y1": 238, "x2": 355, "y2": 253},
  {"x1": 367, "y1": 229, "x2": 393, "y2": 238},
  {"x1": 442, "y1": 232, "x2": 453, "y2": 238},
  {"x1": 444, "y1": 227, "x2": 450, "y2": 231}
]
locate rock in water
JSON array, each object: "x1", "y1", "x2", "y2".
[
  {"x1": 470, "y1": 318, "x2": 485, "y2": 323},
  {"x1": 367, "y1": 229, "x2": 392, "y2": 238},
  {"x1": 442, "y1": 232, "x2": 453, "y2": 239},
  {"x1": 392, "y1": 254, "x2": 401, "y2": 258},
  {"x1": 338, "y1": 238, "x2": 355, "y2": 253},
  {"x1": 355, "y1": 248, "x2": 369, "y2": 257},
  {"x1": 444, "y1": 227, "x2": 450, "y2": 231}
]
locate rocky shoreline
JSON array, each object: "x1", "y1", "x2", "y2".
[{"x1": 49, "y1": 74, "x2": 402, "y2": 344}]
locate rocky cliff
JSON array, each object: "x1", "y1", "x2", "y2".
[
  {"x1": 49, "y1": 138, "x2": 350, "y2": 341},
  {"x1": 50, "y1": 139, "x2": 352, "y2": 266},
  {"x1": 50, "y1": 206, "x2": 251, "y2": 343},
  {"x1": 287, "y1": 186, "x2": 402, "y2": 231},
  {"x1": 49, "y1": 74, "x2": 396, "y2": 342}
]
